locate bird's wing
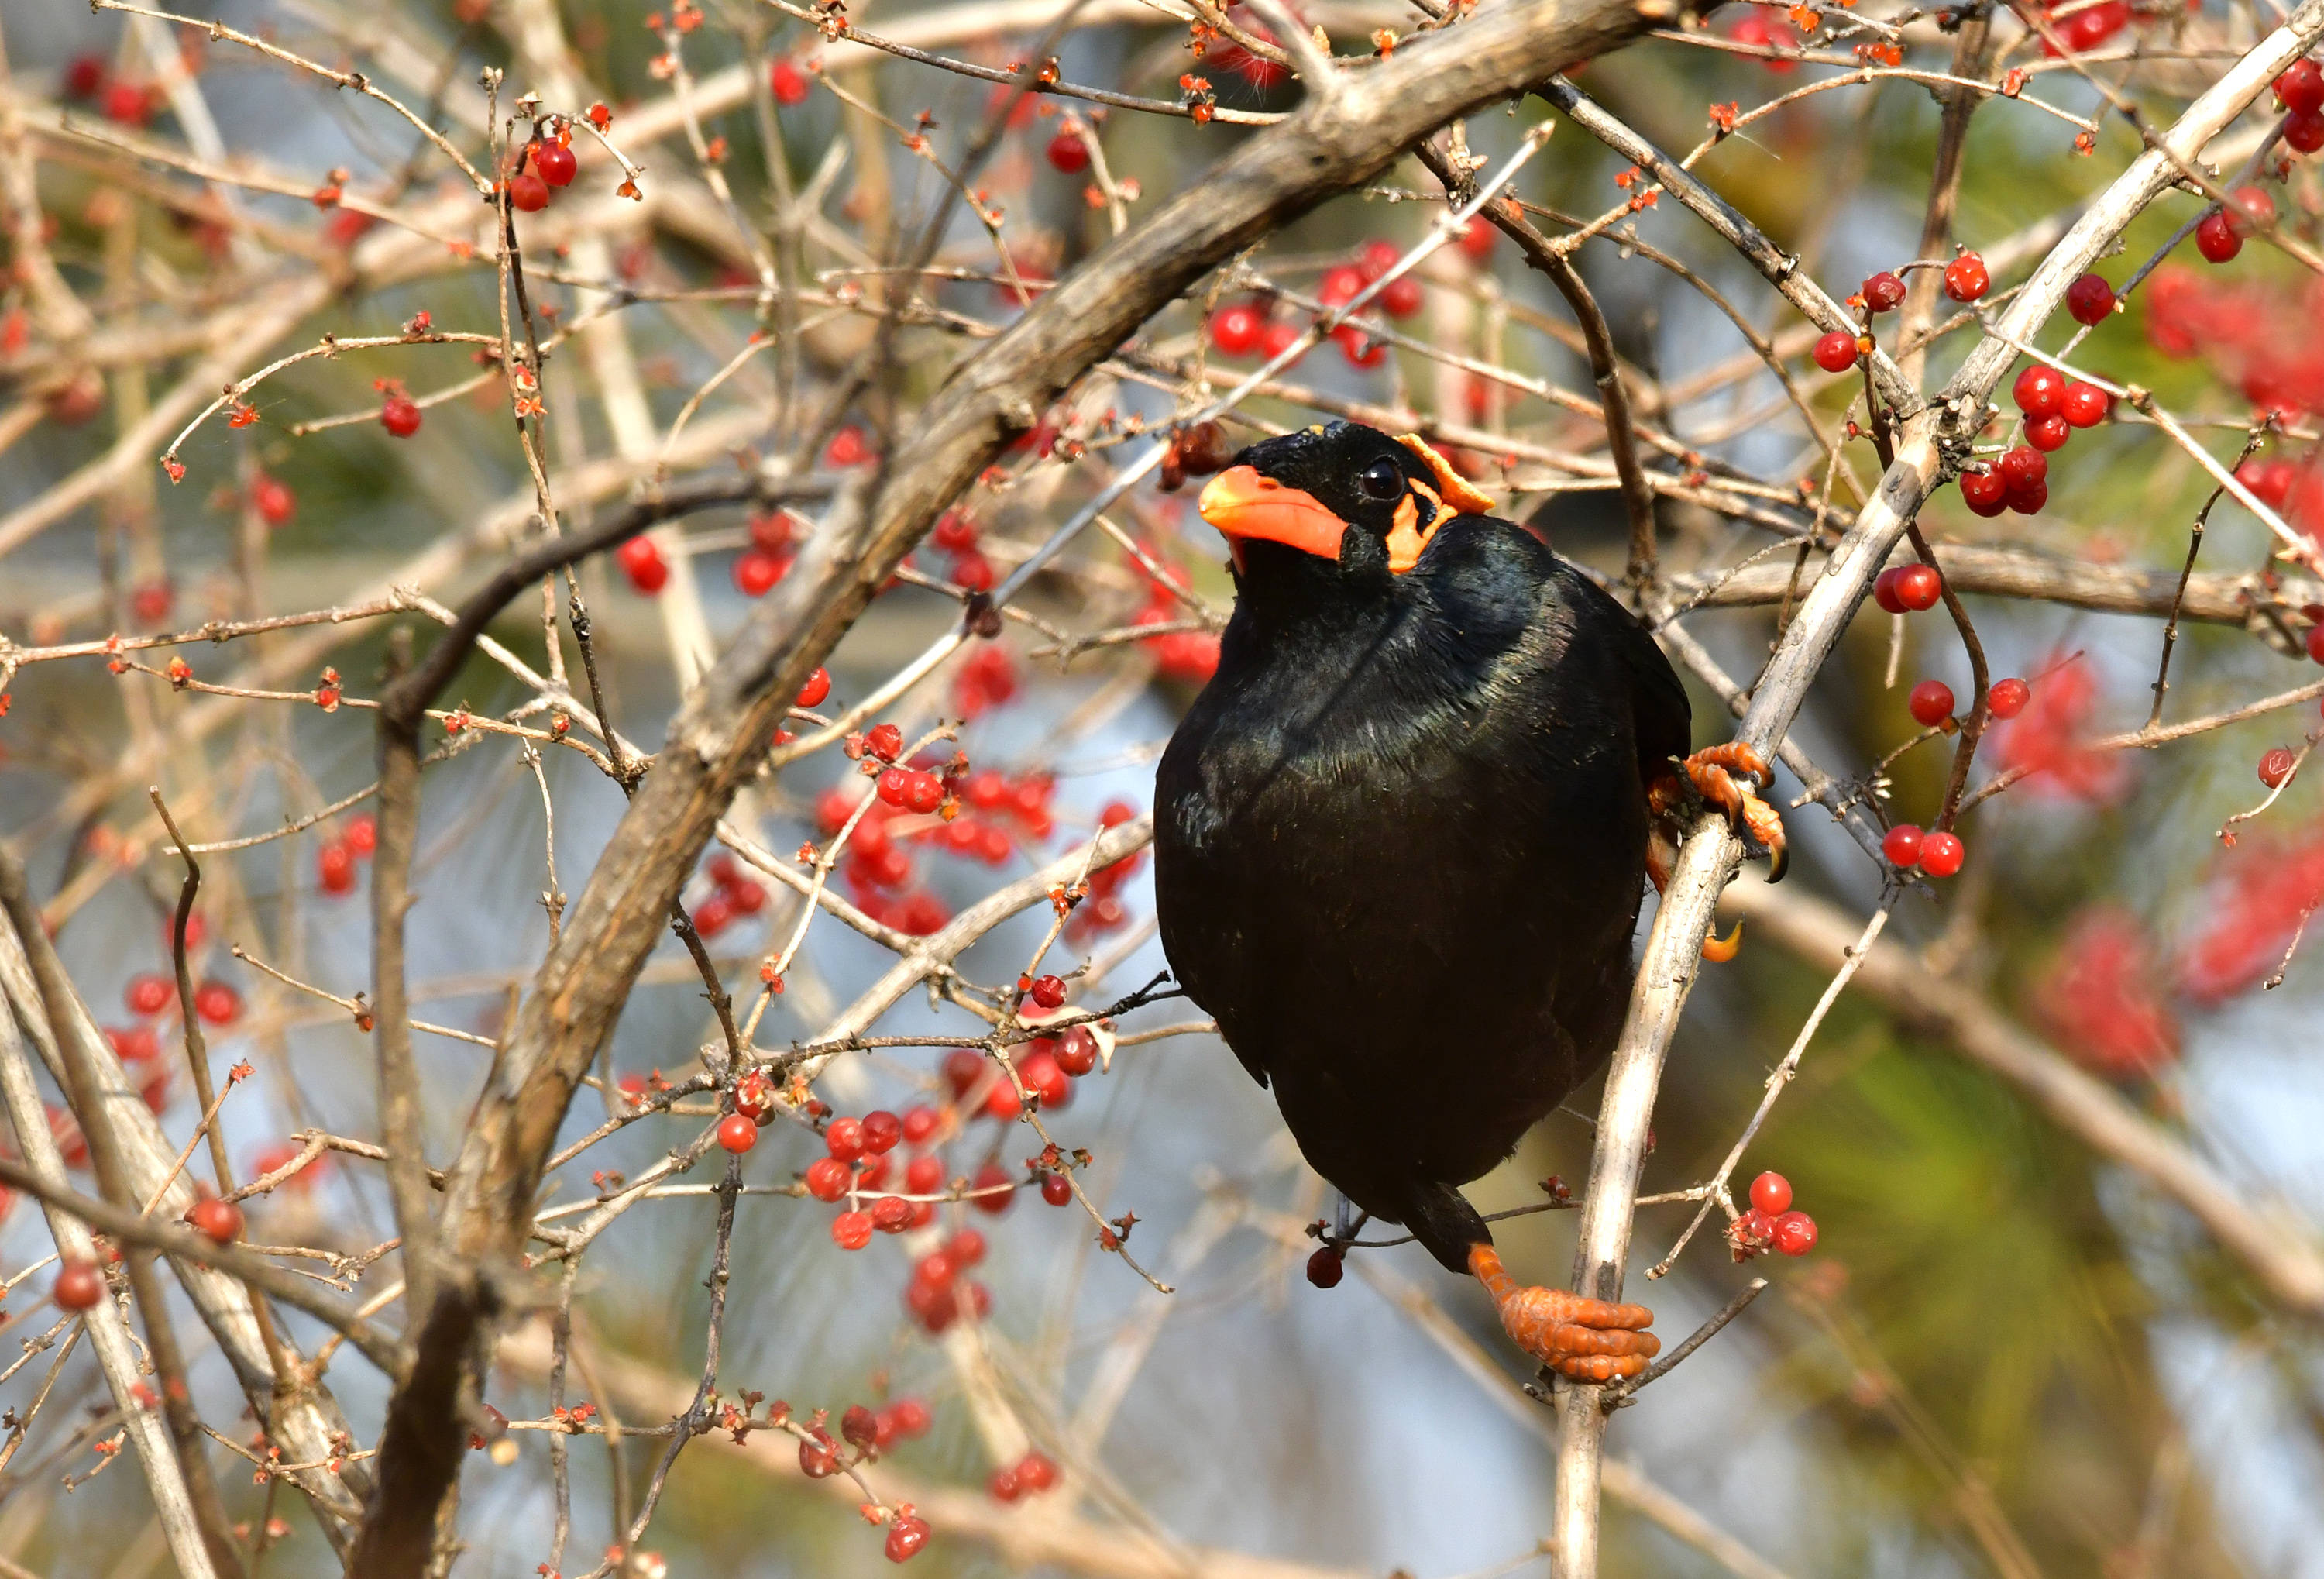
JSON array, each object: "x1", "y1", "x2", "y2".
[{"x1": 1562, "y1": 564, "x2": 1693, "y2": 786}]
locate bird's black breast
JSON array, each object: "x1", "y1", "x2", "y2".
[{"x1": 1153, "y1": 518, "x2": 1686, "y2": 1213}]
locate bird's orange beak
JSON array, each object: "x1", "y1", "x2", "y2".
[{"x1": 1198, "y1": 466, "x2": 1346, "y2": 561}]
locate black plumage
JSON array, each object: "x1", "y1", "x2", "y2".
[{"x1": 1153, "y1": 421, "x2": 1735, "y2": 1374}]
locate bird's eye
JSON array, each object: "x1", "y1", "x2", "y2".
[{"x1": 1356, "y1": 458, "x2": 1404, "y2": 501}]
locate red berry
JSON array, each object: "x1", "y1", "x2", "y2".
[
  {"x1": 2227, "y1": 184, "x2": 2276, "y2": 237},
  {"x1": 1379, "y1": 276, "x2": 1423, "y2": 318},
  {"x1": 2059, "y1": 381, "x2": 2109, "y2": 428},
  {"x1": 902, "y1": 1105, "x2": 939, "y2": 1144},
  {"x1": 380, "y1": 394, "x2": 422, "y2": 437},
  {"x1": 102, "y1": 80, "x2": 151, "y2": 126},
  {"x1": 905, "y1": 772, "x2": 945, "y2": 815},
  {"x1": 944, "y1": 1048, "x2": 986, "y2": 1099},
  {"x1": 1942, "y1": 252, "x2": 1989, "y2": 302},
  {"x1": 871, "y1": 1194, "x2": 914, "y2": 1232},
  {"x1": 106, "y1": 1026, "x2": 160, "y2": 1063},
  {"x1": 989, "y1": 1467, "x2": 1022, "y2": 1502},
  {"x1": 1040, "y1": 1174, "x2": 1072, "y2": 1206},
  {"x1": 889, "y1": 1397, "x2": 933, "y2": 1437},
  {"x1": 1862, "y1": 271, "x2": 1907, "y2": 311},
  {"x1": 534, "y1": 139, "x2": 578, "y2": 187},
  {"x1": 2009, "y1": 480, "x2": 2051, "y2": 515},
  {"x1": 1208, "y1": 303, "x2": 1262, "y2": 357},
  {"x1": 826, "y1": 426, "x2": 871, "y2": 468},
  {"x1": 982, "y1": 1074, "x2": 1022, "y2": 1121},
  {"x1": 2012, "y1": 363, "x2": 2065, "y2": 417},
  {"x1": 1356, "y1": 239, "x2": 1401, "y2": 281},
  {"x1": 861, "y1": 1110, "x2": 902, "y2": 1153},
  {"x1": 1333, "y1": 324, "x2": 1384, "y2": 368},
  {"x1": 2025, "y1": 413, "x2": 2071, "y2": 452},
  {"x1": 2240, "y1": 458, "x2": 2295, "y2": 507},
  {"x1": 1055, "y1": 1026, "x2": 1098, "y2": 1076},
  {"x1": 805, "y1": 1156, "x2": 851, "y2": 1202},
  {"x1": 2065, "y1": 273, "x2": 2116, "y2": 325},
  {"x1": 1047, "y1": 130, "x2": 1090, "y2": 173},
  {"x1": 946, "y1": 1230, "x2": 988, "y2": 1269},
  {"x1": 867, "y1": 723, "x2": 903, "y2": 762},
  {"x1": 1909, "y1": 680, "x2": 1955, "y2": 727},
  {"x1": 2309, "y1": 624, "x2": 2324, "y2": 664},
  {"x1": 827, "y1": 1116, "x2": 866, "y2": 1161},
  {"x1": 318, "y1": 841, "x2": 359, "y2": 896},
  {"x1": 1961, "y1": 469, "x2": 2007, "y2": 517},
  {"x1": 795, "y1": 667, "x2": 831, "y2": 709},
  {"x1": 1872, "y1": 567, "x2": 1908, "y2": 614},
  {"x1": 1259, "y1": 319, "x2": 1301, "y2": 361},
  {"x1": 187, "y1": 1197, "x2": 243, "y2": 1244},
  {"x1": 1918, "y1": 830, "x2": 1965, "y2": 877},
  {"x1": 253, "y1": 475, "x2": 295, "y2": 526},
  {"x1": 717, "y1": 1113, "x2": 758, "y2": 1154},
  {"x1": 1018, "y1": 1048, "x2": 1071, "y2": 1109},
  {"x1": 885, "y1": 1513, "x2": 930, "y2": 1562},
  {"x1": 840, "y1": 1404, "x2": 880, "y2": 1447},
  {"x1": 692, "y1": 895, "x2": 733, "y2": 938},
  {"x1": 2261, "y1": 746, "x2": 2298, "y2": 787},
  {"x1": 1893, "y1": 563, "x2": 1942, "y2": 611},
  {"x1": 1456, "y1": 216, "x2": 1495, "y2": 261},
  {"x1": 1988, "y1": 677, "x2": 2030, "y2": 718},
  {"x1": 1771, "y1": 1210, "x2": 1818, "y2": 1256},
  {"x1": 968, "y1": 1161, "x2": 1017, "y2": 1214},
  {"x1": 1998, "y1": 445, "x2": 2047, "y2": 489},
  {"x1": 193, "y1": 982, "x2": 241, "y2": 1026},
  {"x1": 771, "y1": 57, "x2": 811, "y2": 105},
  {"x1": 1306, "y1": 1246, "x2": 1344, "y2": 1288},
  {"x1": 832, "y1": 1210, "x2": 874, "y2": 1250},
  {"x1": 905, "y1": 1154, "x2": 944, "y2": 1194},
  {"x1": 799, "y1": 1427, "x2": 840, "y2": 1476},
  {"x1": 1318, "y1": 265, "x2": 1364, "y2": 308},
  {"x1": 734, "y1": 549, "x2": 786, "y2": 597},
  {"x1": 1028, "y1": 974, "x2": 1067, "y2": 1009},
  {"x1": 1016, "y1": 1452, "x2": 1057, "y2": 1492},
  {"x1": 53, "y1": 1260, "x2": 105, "y2": 1312},
  {"x1": 2196, "y1": 208, "x2": 2242, "y2": 263},
  {"x1": 878, "y1": 768, "x2": 911, "y2": 808},
  {"x1": 1748, "y1": 1171, "x2": 1793, "y2": 1215},
  {"x1": 63, "y1": 56, "x2": 108, "y2": 100},
  {"x1": 1813, "y1": 331, "x2": 1860, "y2": 373},
  {"x1": 2281, "y1": 57, "x2": 2324, "y2": 114},
  {"x1": 126, "y1": 973, "x2": 175, "y2": 1017},
  {"x1": 2290, "y1": 109, "x2": 2324, "y2": 153},
  {"x1": 617, "y1": 535, "x2": 669, "y2": 593},
  {"x1": 507, "y1": 173, "x2": 551, "y2": 213},
  {"x1": 343, "y1": 814, "x2": 376, "y2": 856},
  {"x1": 1882, "y1": 824, "x2": 1924, "y2": 868}
]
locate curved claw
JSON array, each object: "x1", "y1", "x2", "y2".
[{"x1": 1701, "y1": 919, "x2": 1744, "y2": 963}]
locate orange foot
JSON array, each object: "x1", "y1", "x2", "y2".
[
  {"x1": 1469, "y1": 1244, "x2": 1659, "y2": 1381},
  {"x1": 1649, "y1": 741, "x2": 1789, "y2": 886}
]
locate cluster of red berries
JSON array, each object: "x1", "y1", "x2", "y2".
[
  {"x1": 1880, "y1": 822, "x2": 1965, "y2": 878},
  {"x1": 930, "y1": 507, "x2": 996, "y2": 595},
  {"x1": 1871, "y1": 561, "x2": 1943, "y2": 612},
  {"x1": 504, "y1": 135, "x2": 581, "y2": 215},
  {"x1": 689, "y1": 851, "x2": 768, "y2": 941},
  {"x1": 1133, "y1": 596, "x2": 1223, "y2": 686},
  {"x1": 903, "y1": 1226, "x2": 995, "y2": 1332},
  {"x1": 1206, "y1": 238, "x2": 1428, "y2": 370},
  {"x1": 316, "y1": 812, "x2": 380, "y2": 897},
  {"x1": 122, "y1": 969, "x2": 242, "y2": 1030},
  {"x1": 731, "y1": 508, "x2": 796, "y2": 598},
  {"x1": 60, "y1": 55, "x2": 160, "y2": 129},
  {"x1": 1960, "y1": 365, "x2": 2109, "y2": 516},
  {"x1": 2280, "y1": 57, "x2": 2324, "y2": 150},
  {"x1": 988, "y1": 1449, "x2": 1060, "y2": 1503},
  {"x1": 1729, "y1": 1171, "x2": 1817, "y2": 1259},
  {"x1": 2032, "y1": 907, "x2": 2181, "y2": 1076},
  {"x1": 2195, "y1": 185, "x2": 2276, "y2": 266}
]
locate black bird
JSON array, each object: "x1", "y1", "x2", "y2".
[{"x1": 1153, "y1": 421, "x2": 1783, "y2": 1378}]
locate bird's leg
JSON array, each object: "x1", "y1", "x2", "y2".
[
  {"x1": 1649, "y1": 741, "x2": 1788, "y2": 883},
  {"x1": 1467, "y1": 1244, "x2": 1659, "y2": 1381}
]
